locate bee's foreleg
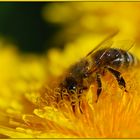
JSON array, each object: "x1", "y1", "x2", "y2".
[
  {"x1": 106, "y1": 66, "x2": 127, "y2": 92},
  {"x1": 71, "y1": 101, "x2": 83, "y2": 114},
  {"x1": 95, "y1": 73, "x2": 102, "y2": 103},
  {"x1": 78, "y1": 101, "x2": 83, "y2": 114},
  {"x1": 71, "y1": 101, "x2": 76, "y2": 113}
]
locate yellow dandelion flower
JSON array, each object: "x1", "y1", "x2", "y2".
[{"x1": 0, "y1": 32, "x2": 140, "y2": 138}]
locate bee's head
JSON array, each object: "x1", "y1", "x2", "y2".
[
  {"x1": 59, "y1": 76, "x2": 88, "y2": 95},
  {"x1": 59, "y1": 77, "x2": 78, "y2": 94}
]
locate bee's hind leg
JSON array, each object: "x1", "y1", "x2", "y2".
[
  {"x1": 106, "y1": 66, "x2": 127, "y2": 92},
  {"x1": 95, "y1": 73, "x2": 102, "y2": 103}
]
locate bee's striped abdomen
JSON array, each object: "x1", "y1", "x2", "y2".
[
  {"x1": 92, "y1": 48, "x2": 138, "y2": 69},
  {"x1": 121, "y1": 50, "x2": 138, "y2": 67}
]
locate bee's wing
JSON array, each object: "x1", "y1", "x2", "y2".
[
  {"x1": 86, "y1": 37, "x2": 134, "y2": 61},
  {"x1": 85, "y1": 33, "x2": 115, "y2": 74},
  {"x1": 111, "y1": 40, "x2": 135, "y2": 51},
  {"x1": 86, "y1": 31, "x2": 118, "y2": 57},
  {"x1": 86, "y1": 38, "x2": 113, "y2": 57}
]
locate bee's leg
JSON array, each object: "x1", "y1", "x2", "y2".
[
  {"x1": 78, "y1": 101, "x2": 83, "y2": 113},
  {"x1": 106, "y1": 66, "x2": 127, "y2": 92},
  {"x1": 71, "y1": 101, "x2": 76, "y2": 113},
  {"x1": 71, "y1": 101, "x2": 83, "y2": 114},
  {"x1": 95, "y1": 73, "x2": 102, "y2": 103}
]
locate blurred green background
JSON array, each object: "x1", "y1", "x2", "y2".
[
  {"x1": 1, "y1": 2, "x2": 140, "y2": 56},
  {"x1": 0, "y1": 2, "x2": 60, "y2": 54}
]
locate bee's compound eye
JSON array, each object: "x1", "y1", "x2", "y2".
[
  {"x1": 68, "y1": 85, "x2": 76, "y2": 91},
  {"x1": 65, "y1": 76, "x2": 77, "y2": 93},
  {"x1": 68, "y1": 84, "x2": 77, "y2": 94}
]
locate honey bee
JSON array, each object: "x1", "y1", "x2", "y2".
[{"x1": 57, "y1": 32, "x2": 139, "y2": 112}]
